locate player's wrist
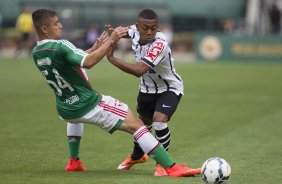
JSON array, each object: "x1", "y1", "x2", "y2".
[
  {"x1": 106, "y1": 55, "x2": 114, "y2": 60},
  {"x1": 107, "y1": 39, "x2": 115, "y2": 47}
]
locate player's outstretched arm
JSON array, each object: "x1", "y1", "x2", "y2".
[
  {"x1": 83, "y1": 27, "x2": 128, "y2": 69},
  {"x1": 106, "y1": 47, "x2": 150, "y2": 77},
  {"x1": 105, "y1": 24, "x2": 130, "y2": 38},
  {"x1": 85, "y1": 31, "x2": 109, "y2": 54}
]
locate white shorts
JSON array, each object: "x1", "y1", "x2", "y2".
[{"x1": 66, "y1": 95, "x2": 128, "y2": 133}]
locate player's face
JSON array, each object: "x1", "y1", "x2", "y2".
[
  {"x1": 136, "y1": 18, "x2": 158, "y2": 44},
  {"x1": 44, "y1": 16, "x2": 63, "y2": 39}
]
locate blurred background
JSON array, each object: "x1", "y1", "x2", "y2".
[{"x1": 0, "y1": 0, "x2": 281, "y2": 62}]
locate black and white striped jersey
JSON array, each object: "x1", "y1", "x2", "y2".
[{"x1": 128, "y1": 25, "x2": 184, "y2": 95}]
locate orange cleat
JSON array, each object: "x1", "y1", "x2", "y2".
[
  {"x1": 165, "y1": 164, "x2": 201, "y2": 177},
  {"x1": 154, "y1": 164, "x2": 168, "y2": 176},
  {"x1": 117, "y1": 154, "x2": 148, "y2": 170},
  {"x1": 65, "y1": 158, "x2": 87, "y2": 172}
]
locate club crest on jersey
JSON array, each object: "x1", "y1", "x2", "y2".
[
  {"x1": 147, "y1": 42, "x2": 164, "y2": 61},
  {"x1": 37, "y1": 57, "x2": 52, "y2": 66}
]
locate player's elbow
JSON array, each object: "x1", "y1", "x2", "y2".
[
  {"x1": 83, "y1": 59, "x2": 96, "y2": 69},
  {"x1": 134, "y1": 72, "x2": 143, "y2": 77},
  {"x1": 84, "y1": 65, "x2": 92, "y2": 69},
  {"x1": 83, "y1": 61, "x2": 92, "y2": 69},
  {"x1": 133, "y1": 70, "x2": 145, "y2": 77}
]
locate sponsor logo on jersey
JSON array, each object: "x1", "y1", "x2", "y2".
[
  {"x1": 37, "y1": 57, "x2": 52, "y2": 66},
  {"x1": 65, "y1": 95, "x2": 79, "y2": 105},
  {"x1": 147, "y1": 42, "x2": 164, "y2": 61}
]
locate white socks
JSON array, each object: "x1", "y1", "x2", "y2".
[
  {"x1": 153, "y1": 122, "x2": 168, "y2": 130},
  {"x1": 133, "y1": 126, "x2": 158, "y2": 153},
  {"x1": 67, "y1": 123, "x2": 84, "y2": 136}
]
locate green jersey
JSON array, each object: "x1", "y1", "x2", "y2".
[{"x1": 32, "y1": 39, "x2": 102, "y2": 119}]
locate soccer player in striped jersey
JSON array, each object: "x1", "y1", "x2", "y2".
[
  {"x1": 31, "y1": 9, "x2": 199, "y2": 177},
  {"x1": 107, "y1": 9, "x2": 200, "y2": 176}
]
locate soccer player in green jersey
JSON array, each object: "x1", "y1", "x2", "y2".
[{"x1": 31, "y1": 9, "x2": 199, "y2": 177}]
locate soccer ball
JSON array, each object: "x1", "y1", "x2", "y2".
[{"x1": 201, "y1": 157, "x2": 231, "y2": 184}]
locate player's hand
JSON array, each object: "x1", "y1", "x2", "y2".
[
  {"x1": 105, "y1": 24, "x2": 113, "y2": 36},
  {"x1": 110, "y1": 26, "x2": 128, "y2": 43},
  {"x1": 92, "y1": 31, "x2": 109, "y2": 50}
]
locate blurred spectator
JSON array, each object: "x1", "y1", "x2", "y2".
[
  {"x1": 86, "y1": 22, "x2": 99, "y2": 48},
  {"x1": 15, "y1": 7, "x2": 34, "y2": 56},
  {"x1": 269, "y1": 0, "x2": 281, "y2": 34},
  {"x1": 159, "y1": 23, "x2": 173, "y2": 45},
  {"x1": 220, "y1": 18, "x2": 236, "y2": 33}
]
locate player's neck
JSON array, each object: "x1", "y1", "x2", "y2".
[
  {"x1": 138, "y1": 40, "x2": 145, "y2": 45},
  {"x1": 139, "y1": 40, "x2": 151, "y2": 45},
  {"x1": 38, "y1": 35, "x2": 58, "y2": 41}
]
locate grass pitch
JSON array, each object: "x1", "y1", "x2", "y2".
[{"x1": 0, "y1": 58, "x2": 281, "y2": 184}]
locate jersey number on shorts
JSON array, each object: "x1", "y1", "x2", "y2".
[{"x1": 42, "y1": 69, "x2": 74, "y2": 96}]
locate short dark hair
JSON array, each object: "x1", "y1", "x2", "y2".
[
  {"x1": 32, "y1": 9, "x2": 57, "y2": 32},
  {"x1": 138, "y1": 9, "x2": 158, "y2": 21}
]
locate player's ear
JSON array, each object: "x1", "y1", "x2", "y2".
[{"x1": 40, "y1": 26, "x2": 48, "y2": 34}]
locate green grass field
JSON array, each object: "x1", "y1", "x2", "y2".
[{"x1": 1, "y1": 58, "x2": 282, "y2": 184}]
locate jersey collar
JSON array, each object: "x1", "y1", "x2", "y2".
[{"x1": 37, "y1": 39, "x2": 57, "y2": 46}]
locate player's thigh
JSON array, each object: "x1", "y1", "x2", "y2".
[
  {"x1": 137, "y1": 92, "x2": 157, "y2": 120},
  {"x1": 155, "y1": 91, "x2": 182, "y2": 120},
  {"x1": 120, "y1": 108, "x2": 144, "y2": 134}
]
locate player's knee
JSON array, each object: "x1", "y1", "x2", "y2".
[
  {"x1": 139, "y1": 116, "x2": 153, "y2": 126},
  {"x1": 129, "y1": 119, "x2": 144, "y2": 132},
  {"x1": 153, "y1": 114, "x2": 169, "y2": 122},
  {"x1": 120, "y1": 115, "x2": 144, "y2": 134},
  {"x1": 153, "y1": 112, "x2": 169, "y2": 122}
]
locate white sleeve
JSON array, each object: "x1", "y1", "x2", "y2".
[
  {"x1": 80, "y1": 54, "x2": 89, "y2": 68},
  {"x1": 141, "y1": 40, "x2": 167, "y2": 68}
]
